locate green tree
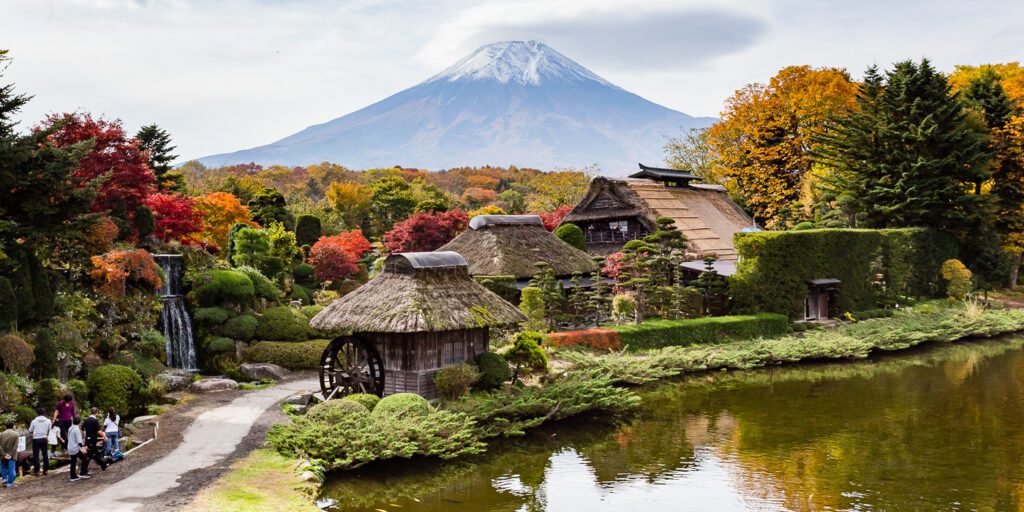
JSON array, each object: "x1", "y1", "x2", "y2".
[
  {"x1": 504, "y1": 331, "x2": 548, "y2": 384},
  {"x1": 294, "y1": 214, "x2": 322, "y2": 246},
  {"x1": 553, "y1": 223, "x2": 586, "y2": 251},
  {"x1": 518, "y1": 287, "x2": 546, "y2": 332},
  {"x1": 963, "y1": 69, "x2": 1015, "y2": 129},
  {"x1": 248, "y1": 187, "x2": 290, "y2": 227},
  {"x1": 665, "y1": 127, "x2": 717, "y2": 182},
  {"x1": 135, "y1": 124, "x2": 182, "y2": 191},
  {"x1": 369, "y1": 176, "x2": 416, "y2": 234}
]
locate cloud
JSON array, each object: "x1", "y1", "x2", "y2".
[{"x1": 421, "y1": 1, "x2": 768, "y2": 73}]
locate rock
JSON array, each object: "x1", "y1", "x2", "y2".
[
  {"x1": 300, "y1": 470, "x2": 321, "y2": 483},
  {"x1": 240, "y1": 362, "x2": 288, "y2": 381},
  {"x1": 285, "y1": 393, "x2": 314, "y2": 406},
  {"x1": 190, "y1": 377, "x2": 238, "y2": 393},
  {"x1": 310, "y1": 392, "x2": 325, "y2": 404},
  {"x1": 131, "y1": 415, "x2": 159, "y2": 426},
  {"x1": 154, "y1": 370, "x2": 194, "y2": 392},
  {"x1": 283, "y1": 403, "x2": 308, "y2": 415}
]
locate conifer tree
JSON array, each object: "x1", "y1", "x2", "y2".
[{"x1": 136, "y1": 124, "x2": 182, "y2": 191}]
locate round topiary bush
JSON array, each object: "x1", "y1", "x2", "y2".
[
  {"x1": 87, "y1": 364, "x2": 144, "y2": 414},
  {"x1": 792, "y1": 221, "x2": 816, "y2": 231},
  {"x1": 257, "y1": 306, "x2": 312, "y2": 341},
  {"x1": 192, "y1": 270, "x2": 255, "y2": 307},
  {"x1": 307, "y1": 399, "x2": 368, "y2": 422},
  {"x1": 234, "y1": 265, "x2": 283, "y2": 302},
  {"x1": 0, "y1": 334, "x2": 34, "y2": 374},
  {"x1": 553, "y1": 223, "x2": 587, "y2": 251},
  {"x1": 205, "y1": 336, "x2": 236, "y2": 355},
  {"x1": 342, "y1": 393, "x2": 380, "y2": 412},
  {"x1": 474, "y1": 351, "x2": 511, "y2": 389},
  {"x1": 434, "y1": 362, "x2": 480, "y2": 400},
  {"x1": 371, "y1": 393, "x2": 430, "y2": 418},
  {"x1": 222, "y1": 314, "x2": 258, "y2": 341},
  {"x1": 193, "y1": 307, "x2": 235, "y2": 326},
  {"x1": 292, "y1": 263, "x2": 315, "y2": 283}
]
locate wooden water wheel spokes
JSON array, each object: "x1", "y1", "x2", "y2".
[{"x1": 319, "y1": 335, "x2": 384, "y2": 400}]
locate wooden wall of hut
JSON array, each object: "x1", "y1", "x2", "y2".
[{"x1": 363, "y1": 328, "x2": 489, "y2": 399}]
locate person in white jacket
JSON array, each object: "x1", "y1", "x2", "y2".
[
  {"x1": 26, "y1": 408, "x2": 52, "y2": 476},
  {"x1": 66, "y1": 417, "x2": 85, "y2": 481}
]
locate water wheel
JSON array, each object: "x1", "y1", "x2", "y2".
[{"x1": 319, "y1": 336, "x2": 385, "y2": 400}]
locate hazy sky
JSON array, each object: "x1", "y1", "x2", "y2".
[{"x1": 6, "y1": 0, "x2": 1023, "y2": 162}]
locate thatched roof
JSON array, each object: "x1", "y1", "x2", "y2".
[
  {"x1": 437, "y1": 215, "x2": 596, "y2": 279},
  {"x1": 309, "y1": 252, "x2": 525, "y2": 334}
]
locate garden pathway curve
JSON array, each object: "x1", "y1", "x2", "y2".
[{"x1": 67, "y1": 377, "x2": 318, "y2": 512}]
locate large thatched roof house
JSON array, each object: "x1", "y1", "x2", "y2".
[
  {"x1": 310, "y1": 252, "x2": 525, "y2": 399},
  {"x1": 560, "y1": 164, "x2": 755, "y2": 260},
  {"x1": 438, "y1": 215, "x2": 595, "y2": 280}
]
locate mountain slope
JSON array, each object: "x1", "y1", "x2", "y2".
[{"x1": 199, "y1": 41, "x2": 714, "y2": 174}]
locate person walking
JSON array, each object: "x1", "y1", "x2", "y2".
[
  {"x1": 103, "y1": 407, "x2": 120, "y2": 457},
  {"x1": 66, "y1": 417, "x2": 84, "y2": 481},
  {"x1": 79, "y1": 407, "x2": 107, "y2": 477},
  {"x1": 51, "y1": 393, "x2": 76, "y2": 453},
  {"x1": 0, "y1": 421, "x2": 19, "y2": 488},
  {"x1": 27, "y1": 407, "x2": 52, "y2": 476}
]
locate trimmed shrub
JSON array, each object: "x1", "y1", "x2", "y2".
[
  {"x1": 610, "y1": 313, "x2": 791, "y2": 351},
  {"x1": 257, "y1": 306, "x2": 313, "y2": 341},
  {"x1": 343, "y1": 393, "x2": 380, "y2": 412},
  {"x1": 205, "y1": 336, "x2": 236, "y2": 354},
  {"x1": 612, "y1": 294, "x2": 637, "y2": 323},
  {"x1": 553, "y1": 223, "x2": 587, "y2": 251},
  {"x1": 474, "y1": 351, "x2": 511, "y2": 389},
  {"x1": 850, "y1": 308, "x2": 896, "y2": 320},
  {"x1": 235, "y1": 265, "x2": 283, "y2": 302},
  {"x1": 519, "y1": 287, "x2": 545, "y2": 331},
  {"x1": 547, "y1": 329, "x2": 622, "y2": 351},
  {"x1": 0, "y1": 277, "x2": 15, "y2": 329},
  {"x1": 192, "y1": 270, "x2": 255, "y2": 307},
  {"x1": 193, "y1": 307, "x2": 235, "y2": 326},
  {"x1": 434, "y1": 363, "x2": 480, "y2": 400},
  {"x1": 87, "y1": 364, "x2": 144, "y2": 413},
  {"x1": 137, "y1": 329, "x2": 166, "y2": 359},
  {"x1": 372, "y1": 393, "x2": 430, "y2": 418},
  {"x1": 292, "y1": 263, "x2": 315, "y2": 284},
  {"x1": 941, "y1": 259, "x2": 973, "y2": 302},
  {"x1": 307, "y1": 399, "x2": 368, "y2": 422},
  {"x1": 0, "y1": 334, "x2": 34, "y2": 374},
  {"x1": 792, "y1": 221, "x2": 815, "y2": 230},
  {"x1": 300, "y1": 305, "x2": 325, "y2": 320},
  {"x1": 243, "y1": 340, "x2": 329, "y2": 370},
  {"x1": 289, "y1": 285, "x2": 312, "y2": 306},
  {"x1": 13, "y1": 405, "x2": 35, "y2": 425},
  {"x1": 505, "y1": 331, "x2": 548, "y2": 382},
  {"x1": 294, "y1": 215, "x2": 323, "y2": 247},
  {"x1": 66, "y1": 379, "x2": 88, "y2": 405},
  {"x1": 222, "y1": 314, "x2": 258, "y2": 341},
  {"x1": 34, "y1": 377, "x2": 62, "y2": 410},
  {"x1": 32, "y1": 328, "x2": 58, "y2": 378}
]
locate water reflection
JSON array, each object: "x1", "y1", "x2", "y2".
[{"x1": 323, "y1": 338, "x2": 1024, "y2": 511}]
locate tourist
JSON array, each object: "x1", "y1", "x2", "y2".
[
  {"x1": 0, "y1": 421, "x2": 18, "y2": 488},
  {"x1": 52, "y1": 393, "x2": 76, "y2": 453},
  {"x1": 27, "y1": 407, "x2": 52, "y2": 476},
  {"x1": 79, "y1": 407, "x2": 108, "y2": 477},
  {"x1": 67, "y1": 416, "x2": 84, "y2": 481},
  {"x1": 47, "y1": 423, "x2": 61, "y2": 459},
  {"x1": 16, "y1": 450, "x2": 32, "y2": 478},
  {"x1": 103, "y1": 407, "x2": 120, "y2": 456}
]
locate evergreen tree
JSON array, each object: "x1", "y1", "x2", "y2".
[
  {"x1": 963, "y1": 69, "x2": 1015, "y2": 129},
  {"x1": 248, "y1": 187, "x2": 291, "y2": 226},
  {"x1": 136, "y1": 124, "x2": 182, "y2": 191}
]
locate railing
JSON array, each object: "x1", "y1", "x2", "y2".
[{"x1": 585, "y1": 230, "x2": 646, "y2": 243}]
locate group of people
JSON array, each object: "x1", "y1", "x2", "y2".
[{"x1": 0, "y1": 394, "x2": 123, "y2": 487}]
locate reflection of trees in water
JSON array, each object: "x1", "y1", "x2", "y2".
[{"x1": 323, "y1": 338, "x2": 1024, "y2": 511}]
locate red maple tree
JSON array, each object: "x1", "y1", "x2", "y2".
[
  {"x1": 41, "y1": 113, "x2": 155, "y2": 216},
  {"x1": 309, "y1": 229, "x2": 372, "y2": 282},
  {"x1": 144, "y1": 192, "x2": 203, "y2": 242},
  {"x1": 535, "y1": 204, "x2": 573, "y2": 231},
  {"x1": 382, "y1": 209, "x2": 468, "y2": 253}
]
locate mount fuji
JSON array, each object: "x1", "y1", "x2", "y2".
[{"x1": 198, "y1": 41, "x2": 714, "y2": 174}]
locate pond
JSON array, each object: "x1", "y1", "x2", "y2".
[{"x1": 322, "y1": 338, "x2": 1024, "y2": 511}]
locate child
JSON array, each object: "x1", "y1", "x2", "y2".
[{"x1": 47, "y1": 423, "x2": 62, "y2": 459}]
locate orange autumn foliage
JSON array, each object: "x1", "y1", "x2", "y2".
[
  {"x1": 85, "y1": 216, "x2": 120, "y2": 254},
  {"x1": 90, "y1": 249, "x2": 163, "y2": 297},
  {"x1": 546, "y1": 329, "x2": 622, "y2": 351},
  {"x1": 192, "y1": 192, "x2": 257, "y2": 249}
]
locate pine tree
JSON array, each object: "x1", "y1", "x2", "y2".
[
  {"x1": 963, "y1": 69, "x2": 1015, "y2": 129},
  {"x1": 136, "y1": 124, "x2": 181, "y2": 191}
]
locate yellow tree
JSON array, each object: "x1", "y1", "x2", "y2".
[
  {"x1": 192, "y1": 192, "x2": 257, "y2": 250},
  {"x1": 325, "y1": 181, "x2": 372, "y2": 230},
  {"x1": 524, "y1": 168, "x2": 592, "y2": 211},
  {"x1": 949, "y1": 63, "x2": 1024, "y2": 105},
  {"x1": 706, "y1": 66, "x2": 857, "y2": 228}
]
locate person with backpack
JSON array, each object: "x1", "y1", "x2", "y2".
[
  {"x1": 27, "y1": 407, "x2": 52, "y2": 476},
  {"x1": 103, "y1": 407, "x2": 120, "y2": 457}
]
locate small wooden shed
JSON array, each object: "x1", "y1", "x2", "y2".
[
  {"x1": 309, "y1": 251, "x2": 525, "y2": 400},
  {"x1": 805, "y1": 278, "x2": 840, "y2": 321}
]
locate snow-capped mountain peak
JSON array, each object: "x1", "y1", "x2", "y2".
[{"x1": 426, "y1": 40, "x2": 613, "y2": 87}]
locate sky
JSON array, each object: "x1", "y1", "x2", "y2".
[{"x1": 5, "y1": 0, "x2": 1024, "y2": 163}]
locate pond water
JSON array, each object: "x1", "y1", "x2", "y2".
[{"x1": 322, "y1": 338, "x2": 1024, "y2": 511}]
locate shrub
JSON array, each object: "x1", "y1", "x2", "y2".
[
  {"x1": 553, "y1": 223, "x2": 587, "y2": 251},
  {"x1": 473, "y1": 275, "x2": 518, "y2": 303},
  {"x1": 0, "y1": 334, "x2": 34, "y2": 374},
  {"x1": 313, "y1": 289, "x2": 339, "y2": 306},
  {"x1": 294, "y1": 215, "x2": 323, "y2": 247},
  {"x1": 474, "y1": 351, "x2": 511, "y2": 389},
  {"x1": 192, "y1": 270, "x2": 255, "y2": 307},
  {"x1": 343, "y1": 393, "x2": 380, "y2": 412},
  {"x1": 222, "y1": 314, "x2": 258, "y2": 341},
  {"x1": 205, "y1": 336, "x2": 236, "y2": 354},
  {"x1": 89, "y1": 249, "x2": 163, "y2": 297},
  {"x1": 87, "y1": 364, "x2": 144, "y2": 413},
  {"x1": 611, "y1": 294, "x2": 637, "y2": 323},
  {"x1": 434, "y1": 363, "x2": 480, "y2": 400},
  {"x1": 293, "y1": 263, "x2": 315, "y2": 283},
  {"x1": 137, "y1": 329, "x2": 167, "y2": 359},
  {"x1": 547, "y1": 329, "x2": 622, "y2": 351},
  {"x1": 792, "y1": 221, "x2": 815, "y2": 230},
  {"x1": 289, "y1": 284, "x2": 312, "y2": 306},
  {"x1": 307, "y1": 399, "x2": 368, "y2": 422},
  {"x1": 610, "y1": 313, "x2": 791, "y2": 350},
  {"x1": 32, "y1": 328, "x2": 58, "y2": 378},
  {"x1": 0, "y1": 277, "x2": 15, "y2": 329},
  {"x1": 299, "y1": 305, "x2": 325, "y2": 320},
  {"x1": 257, "y1": 306, "x2": 313, "y2": 341},
  {"x1": 193, "y1": 307, "x2": 235, "y2": 326},
  {"x1": 243, "y1": 340, "x2": 329, "y2": 369},
  {"x1": 235, "y1": 265, "x2": 283, "y2": 302},
  {"x1": 504, "y1": 331, "x2": 548, "y2": 382},
  {"x1": 12, "y1": 405, "x2": 35, "y2": 425},
  {"x1": 66, "y1": 379, "x2": 89, "y2": 405},
  {"x1": 34, "y1": 378, "x2": 62, "y2": 410},
  {"x1": 372, "y1": 393, "x2": 431, "y2": 418},
  {"x1": 519, "y1": 287, "x2": 545, "y2": 331},
  {"x1": 941, "y1": 259, "x2": 973, "y2": 302}
]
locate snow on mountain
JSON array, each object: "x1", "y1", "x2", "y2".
[{"x1": 198, "y1": 40, "x2": 714, "y2": 174}]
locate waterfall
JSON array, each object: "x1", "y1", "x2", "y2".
[{"x1": 154, "y1": 254, "x2": 197, "y2": 371}]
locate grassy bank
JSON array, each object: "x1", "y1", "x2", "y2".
[{"x1": 184, "y1": 449, "x2": 319, "y2": 512}]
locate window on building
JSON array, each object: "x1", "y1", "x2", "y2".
[{"x1": 609, "y1": 220, "x2": 628, "y2": 233}]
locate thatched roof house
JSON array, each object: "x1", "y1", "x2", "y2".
[
  {"x1": 437, "y1": 215, "x2": 595, "y2": 280},
  {"x1": 310, "y1": 252, "x2": 524, "y2": 398},
  {"x1": 560, "y1": 165, "x2": 754, "y2": 260}
]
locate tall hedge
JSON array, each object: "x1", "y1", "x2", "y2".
[
  {"x1": 294, "y1": 215, "x2": 322, "y2": 247},
  {"x1": 730, "y1": 228, "x2": 957, "y2": 318},
  {"x1": 610, "y1": 314, "x2": 790, "y2": 350}
]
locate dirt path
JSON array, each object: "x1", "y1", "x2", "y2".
[{"x1": 0, "y1": 377, "x2": 317, "y2": 512}]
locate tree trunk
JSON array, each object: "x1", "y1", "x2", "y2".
[{"x1": 1010, "y1": 252, "x2": 1022, "y2": 289}]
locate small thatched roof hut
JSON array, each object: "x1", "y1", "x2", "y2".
[
  {"x1": 437, "y1": 215, "x2": 595, "y2": 280},
  {"x1": 310, "y1": 252, "x2": 524, "y2": 398}
]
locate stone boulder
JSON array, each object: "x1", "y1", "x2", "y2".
[
  {"x1": 240, "y1": 362, "x2": 288, "y2": 381},
  {"x1": 190, "y1": 377, "x2": 238, "y2": 393},
  {"x1": 154, "y1": 370, "x2": 194, "y2": 392}
]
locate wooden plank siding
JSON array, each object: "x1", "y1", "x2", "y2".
[{"x1": 364, "y1": 328, "x2": 489, "y2": 399}]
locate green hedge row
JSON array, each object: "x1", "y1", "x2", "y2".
[
  {"x1": 730, "y1": 228, "x2": 957, "y2": 318},
  {"x1": 243, "y1": 340, "x2": 329, "y2": 369},
  {"x1": 610, "y1": 313, "x2": 790, "y2": 351}
]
